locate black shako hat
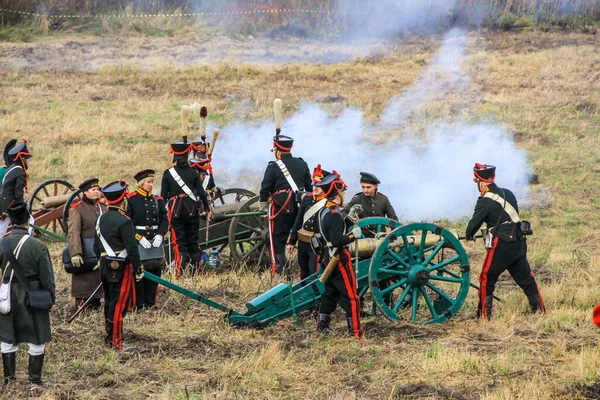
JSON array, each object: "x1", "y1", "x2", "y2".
[
  {"x1": 7, "y1": 140, "x2": 32, "y2": 162},
  {"x1": 7, "y1": 202, "x2": 29, "y2": 225},
  {"x1": 79, "y1": 178, "x2": 100, "y2": 192},
  {"x1": 272, "y1": 135, "x2": 293, "y2": 153},
  {"x1": 473, "y1": 163, "x2": 496, "y2": 183},
  {"x1": 359, "y1": 172, "x2": 381, "y2": 185},
  {"x1": 315, "y1": 172, "x2": 347, "y2": 198},
  {"x1": 102, "y1": 180, "x2": 128, "y2": 205},
  {"x1": 134, "y1": 169, "x2": 155, "y2": 182}
]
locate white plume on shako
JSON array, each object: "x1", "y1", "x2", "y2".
[{"x1": 206, "y1": 29, "x2": 532, "y2": 222}]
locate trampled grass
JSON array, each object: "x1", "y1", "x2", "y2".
[{"x1": 0, "y1": 29, "x2": 599, "y2": 399}]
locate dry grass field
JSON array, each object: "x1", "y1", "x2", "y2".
[{"x1": 0, "y1": 27, "x2": 600, "y2": 399}]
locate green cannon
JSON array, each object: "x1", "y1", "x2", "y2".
[{"x1": 145, "y1": 217, "x2": 490, "y2": 327}]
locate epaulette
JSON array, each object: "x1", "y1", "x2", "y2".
[
  {"x1": 156, "y1": 195, "x2": 164, "y2": 201},
  {"x1": 268, "y1": 161, "x2": 275, "y2": 165},
  {"x1": 377, "y1": 192, "x2": 389, "y2": 199},
  {"x1": 353, "y1": 192, "x2": 362, "y2": 198},
  {"x1": 126, "y1": 191, "x2": 138, "y2": 198},
  {"x1": 297, "y1": 157, "x2": 304, "y2": 161},
  {"x1": 330, "y1": 209, "x2": 338, "y2": 214},
  {"x1": 118, "y1": 210, "x2": 130, "y2": 219},
  {"x1": 70, "y1": 200, "x2": 81, "y2": 209}
]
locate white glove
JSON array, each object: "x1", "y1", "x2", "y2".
[
  {"x1": 351, "y1": 226, "x2": 362, "y2": 239},
  {"x1": 71, "y1": 254, "x2": 83, "y2": 267},
  {"x1": 139, "y1": 236, "x2": 152, "y2": 249},
  {"x1": 152, "y1": 234, "x2": 163, "y2": 248}
]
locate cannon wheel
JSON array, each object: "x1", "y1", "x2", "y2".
[
  {"x1": 228, "y1": 195, "x2": 270, "y2": 270},
  {"x1": 27, "y1": 179, "x2": 76, "y2": 234},
  {"x1": 213, "y1": 187, "x2": 256, "y2": 206},
  {"x1": 369, "y1": 222, "x2": 470, "y2": 324},
  {"x1": 61, "y1": 189, "x2": 85, "y2": 234}
]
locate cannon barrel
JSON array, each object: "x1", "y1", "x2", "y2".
[
  {"x1": 349, "y1": 229, "x2": 460, "y2": 258},
  {"x1": 39, "y1": 194, "x2": 71, "y2": 208}
]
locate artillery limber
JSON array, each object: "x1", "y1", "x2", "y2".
[{"x1": 146, "y1": 217, "x2": 493, "y2": 327}]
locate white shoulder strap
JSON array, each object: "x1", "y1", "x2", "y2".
[
  {"x1": 275, "y1": 160, "x2": 299, "y2": 193},
  {"x1": 1, "y1": 235, "x2": 28, "y2": 284},
  {"x1": 202, "y1": 174, "x2": 211, "y2": 190},
  {"x1": 95, "y1": 215, "x2": 127, "y2": 258},
  {"x1": 303, "y1": 199, "x2": 327, "y2": 225},
  {"x1": 2, "y1": 165, "x2": 23, "y2": 185},
  {"x1": 483, "y1": 192, "x2": 520, "y2": 223},
  {"x1": 168, "y1": 167, "x2": 198, "y2": 201}
]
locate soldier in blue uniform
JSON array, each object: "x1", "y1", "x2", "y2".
[
  {"x1": 127, "y1": 169, "x2": 168, "y2": 309},
  {"x1": 466, "y1": 163, "x2": 546, "y2": 320},
  {"x1": 259, "y1": 135, "x2": 312, "y2": 274}
]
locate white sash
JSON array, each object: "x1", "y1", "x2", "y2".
[
  {"x1": 275, "y1": 160, "x2": 299, "y2": 193},
  {"x1": 168, "y1": 167, "x2": 197, "y2": 201},
  {"x1": 95, "y1": 215, "x2": 128, "y2": 258},
  {"x1": 303, "y1": 199, "x2": 327, "y2": 225},
  {"x1": 484, "y1": 192, "x2": 521, "y2": 223},
  {"x1": 202, "y1": 173, "x2": 211, "y2": 190}
]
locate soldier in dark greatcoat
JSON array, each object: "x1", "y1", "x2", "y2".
[
  {"x1": 0, "y1": 139, "x2": 32, "y2": 237},
  {"x1": 287, "y1": 164, "x2": 330, "y2": 281},
  {"x1": 68, "y1": 178, "x2": 106, "y2": 309},
  {"x1": 127, "y1": 169, "x2": 168, "y2": 309},
  {"x1": 259, "y1": 135, "x2": 312, "y2": 274},
  {"x1": 95, "y1": 180, "x2": 143, "y2": 350},
  {"x1": 466, "y1": 163, "x2": 546, "y2": 320},
  {"x1": 341, "y1": 172, "x2": 398, "y2": 224},
  {"x1": 313, "y1": 173, "x2": 363, "y2": 339},
  {"x1": 1, "y1": 202, "x2": 55, "y2": 386}
]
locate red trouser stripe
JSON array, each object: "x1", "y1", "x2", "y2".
[
  {"x1": 268, "y1": 203, "x2": 276, "y2": 274},
  {"x1": 338, "y1": 249, "x2": 362, "y2": 338},
  {"x1": 113, "y1": 264, "x2": 132, "y2": 349},
  {"x1": 167, "y1": 201, "x2": 182, "y2": 278},
  {"x1": 479, "y1": 237, "x2": 499, "y2": 320},
  {"x1": 531, "y1": 272, "x2": 546, "y2": 313}
]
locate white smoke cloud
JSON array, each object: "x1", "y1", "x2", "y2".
[{"x1": 209, "y1": 28, "x2": 532, "y2": 222}]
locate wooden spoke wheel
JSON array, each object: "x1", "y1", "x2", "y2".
[
  {"x1": 213, "y1": 187, "x2": 256, "y2": 206},
  {"x1": 27, "y1": 179, "x2": 76, "y2": 234},
  {"x1": 61, "y1": 189, "x2": 85, "y2": 234},
  {"x1": 368, "y1": 223, "x2": 470, "y2": 324},
  {"x1": 228, "y1": 195, "x2": 270, "y2": 270}
]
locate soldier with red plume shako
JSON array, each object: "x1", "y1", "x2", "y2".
[
  {"x1": 466, "y1": 163, "x2": 545, "y2": 320},
  {"x1": 0, "y1": 139, "x2": 32, "y2": 237},
  {"x1": 313, "y1": 171, "x2": 363, "y2": 339},
  {"x1": 287, "y1": 164, "x2": 330, "y2": 282}
]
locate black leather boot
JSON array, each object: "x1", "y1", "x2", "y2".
[
  {"x1": 346, "y1": 317, "x2": 355, "y2": 336},
  {"x1": 527, "y1": 294, "x2": 544, "y2": 313},
  {"x1": 2, "y1": 352, "x2": 16, "y2": 385},
  {"x1": 316, "y1": 313, "x2": 331, "y2": 335},
  {"x1": 485, "y1": 295, "x2": 494, "y2": 320},
  {"x1": 28, "y1": 353, "x2": 45, "y2": 386}
]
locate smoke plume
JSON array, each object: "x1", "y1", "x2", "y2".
[{"x1": 209, "y1": 28, "x2": 532, "y2": 222}]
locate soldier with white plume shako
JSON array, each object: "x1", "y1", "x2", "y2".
[
  {"x1": 0, "y1": 139, "x2": 32, "y2": 237},
  {"x1": 160, "y1": 136, "x2": 210, "y2": 276},
  {"x1": 259, "y1": 99, "x2": 312, "y2": 275}
]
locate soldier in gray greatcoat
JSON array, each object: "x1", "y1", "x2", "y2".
[{"x1": 0, "y1": 202, "x2": 55, "y2": 386}]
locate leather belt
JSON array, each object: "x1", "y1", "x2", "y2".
[{"x1": 135, "y1": 225, "x2": 158, "y2": 230}]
